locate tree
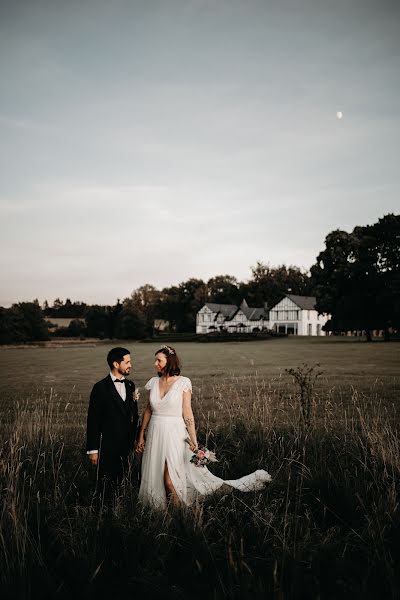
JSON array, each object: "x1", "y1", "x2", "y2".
[
  {"x1": 85, "y1": 305, "x2": 111, "y2": 339},
  {"x1": 52, "y1": 298, "x2": 64, "y2": 313},
  {"x1": 129, "y1": 285, "x2": 162, "y2": 334},
  {"x1": 206, "y1": 275, "x2": 240, "y2": 305},
  {"x1": 157, "y1": 279, "x2": 208, "y2": 332},
  {"x1": 359, "y1": 214, "x2": 400, "y2": 336},
  {"x1": 311, "y1": 214, "x2": 400, "y2": 339},
  {"x1": 52, "y1": 318, "x2": 86, "y2": 338},
  {"x1": 108, "y1": 300, "x2": 123, "y2": 339},
  {"x1": 245, "y1": 262, "x2": 312, "y2": 308},
  {"x1": 45, "y1": 298, "x2": 87, "y2": 318},
  {"x1": 177, "y1": 278, "x2": 207, "y2": 332},
  {"x1": 0, "y1": 301, "x2": 49, "y2": 343},
  {"x1": 67, "y1": 318, "x2": 86, "y2": 337},
  {"x1": 158, "y1": 286, "x2": 182, "y2": 331},
  {"x1": 311, "y1": 230, "x2": 356, "y2": 330},
  {"x1": 115, "y1": 298, "x2": 148, "y2": 339},
  {"x1": 0, "y1": 306, "x2": 26, "y2": 343}
]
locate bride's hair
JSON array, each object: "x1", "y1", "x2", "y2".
[{"x1": 155, "y1": 346, "x2": 181, "y2": 377}]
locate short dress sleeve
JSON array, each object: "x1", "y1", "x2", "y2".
[
  {"x1": 145, "y1": 377, "x2": 154, "y2": 391},
  {"x1": 182, "y1": 377, "x2": 192, "y2": 393}
]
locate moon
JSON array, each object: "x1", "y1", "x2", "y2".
[{"x1": 336, "y1": 111, "x2": 343, "y2": 119}]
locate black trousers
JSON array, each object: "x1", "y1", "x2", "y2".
[{"x1": 93, "y1": 453, "x2": 130, "y2": 505}]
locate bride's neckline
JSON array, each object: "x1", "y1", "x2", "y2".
[{"x1": 158, "y1": 375, "x2": 182, "y2": 400}]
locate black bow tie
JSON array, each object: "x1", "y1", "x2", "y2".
[{"x1": 114, "y1": 379, "x2": 125, "y2": 383}]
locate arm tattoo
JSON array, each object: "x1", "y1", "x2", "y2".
[{"x1": 184, "y1": 416, "x2": 194, "y2": 427}]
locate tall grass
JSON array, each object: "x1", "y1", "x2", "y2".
[{"x1": 1, "y1": 374, "x2": 399, "y2": 599}]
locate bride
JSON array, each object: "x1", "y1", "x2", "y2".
[{"x1": 135, "y1": 345, "x2": 271, "y2": 508}]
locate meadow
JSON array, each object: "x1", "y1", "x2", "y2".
[{"x1": 0, "y1": 337, "x2": 399, "y2": 599}]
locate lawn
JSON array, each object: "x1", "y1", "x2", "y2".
[{"x1": 1, "y1": 336, "x2": 398, "y2": 411}]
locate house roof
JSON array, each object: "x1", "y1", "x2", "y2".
[
  {"x1": 285, "y1": 294, "x2": 317, "y2": 310},
  {"x1": 204, "y1": 302, "x2": 268, "y2": 321},
  {"x1": 204, "y1": 303, "x2": 238, "y2": 318},
  {"x1": 241, "y1": 307, "x2": 268, "y2": 321}
]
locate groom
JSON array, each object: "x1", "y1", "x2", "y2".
[{"x1": 86, "y1": 347, "x2": 139, "y2": 488}]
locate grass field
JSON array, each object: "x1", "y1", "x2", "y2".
[
  {"x1": 1, "y1": 337, "x2": 400, "y2": 599},
  {"x1": 1, "y1": 335, "x2": 398, "y2": 407}
]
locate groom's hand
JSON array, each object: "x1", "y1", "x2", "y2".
[{"x1": 88, "y1": 452, "x2": 99, "y2": 465}]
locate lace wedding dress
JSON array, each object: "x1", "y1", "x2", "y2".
[{"x1": 138, "y1": 376, "x2": 272, "y2": 508}]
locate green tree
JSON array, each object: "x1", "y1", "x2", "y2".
[
  {"x1": 158, "y1": 286, "x2": 182, "y2": 331},
  {"x1": 157, "y1": 279, "x2": 208, "y2": 332},
  {"x1": 85, "y1": 306, "x2": 111, "y2": 339},
  {"x1": 115, "y1": 298, "x2": 148, "y2": 339},
  {"x1": 177, "y1": 278, "x2": 207, "y2": 332},
  {"x1": 0, "y1": 301, "x2": 49, "y2": 343},
  {"x1": 245, "y1": 263, "x2": 312, "y2": 308},
  {"x1": 67, "y1": 318, "x2": 86, "y2": 337},
  {"x1": 206, "y1": 275, "x2": 240, "y2": 305},
  {"x1": 129, "y1": 285, "x2": 162, "y2": 334},
  {"x1": 0, "y1": 306, "x2": 26, "y2": 343},
  {"x1": 311, "y1": 214, "x2": 400, "y2": 340}
]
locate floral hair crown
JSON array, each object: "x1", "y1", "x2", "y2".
[{"x1": 161, "y1": 345, "x2": 175, "y2": 355}]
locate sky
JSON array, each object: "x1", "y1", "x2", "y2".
[{"x1": 0, "y1": 0, "x2": 399, "y2": 307}]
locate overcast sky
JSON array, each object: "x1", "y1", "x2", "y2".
[{"x1": 0, "y1": 0, "x2": 399, "y2": 307}]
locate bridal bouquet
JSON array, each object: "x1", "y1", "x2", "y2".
[{"x1": 186, "y1": 439, "x2": 218, "y2": 468}]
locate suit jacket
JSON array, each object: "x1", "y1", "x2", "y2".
[{"x1": 86, "y1": 375, "x2": 139, "y2": 459}]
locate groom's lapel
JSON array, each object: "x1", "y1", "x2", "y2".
[{"x1": 106, "y1": 375, "x2": 127, "y2": 416}]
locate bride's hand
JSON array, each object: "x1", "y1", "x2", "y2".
[
  {"x1": 185, "y1": 437, "x2": 198, "y2": 453},
  {"x1": 135, "y1": 435, "x2": 145, "y2": 453},
  {"x1": 188, "y1": 441, "x2": 198, "y2": 453}
]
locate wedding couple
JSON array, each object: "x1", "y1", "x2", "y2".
[{"x1": 86, "y1": 346, "x2": 271, "y2": 508}]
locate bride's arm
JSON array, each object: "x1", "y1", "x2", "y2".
[
  {"x1": 135, "y1": 401, "x2": 152, "y2": 453},
  {"x1": 182, "y1": 390, "x2": 198, "y2": 451}
]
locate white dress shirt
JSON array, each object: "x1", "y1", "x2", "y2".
[{"x1": 111, "y1": 372, "x2": 127, "y2": 401}]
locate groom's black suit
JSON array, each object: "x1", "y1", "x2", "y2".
[{"x1": 86, "y1": 375, "x2": 139, "y2": 484}]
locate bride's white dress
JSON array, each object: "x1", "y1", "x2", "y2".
[{"x1": 138, "y1": 375, "x2": 272, "y2": 508}]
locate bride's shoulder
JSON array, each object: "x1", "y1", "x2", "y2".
[
  {"x1": 144, "y1": 376, "x2": 157, "y2": 390},
  {"x1": 180, "y1": 375, "x2": 192, "y2": 392}
]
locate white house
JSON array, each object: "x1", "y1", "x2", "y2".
[
  {"x1": 268, "y1": 294, "x2": 329, "y2": 336},
  {"x1": 196, "y1": 294, "x2": 329, "y2": 336},
  {"x1": 196, "y1": 300, "x2": 268, "y2": 334}
]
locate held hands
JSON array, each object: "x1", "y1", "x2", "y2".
[{"x1": 135, "y1": 434, "x2": 145, "y2": 453}]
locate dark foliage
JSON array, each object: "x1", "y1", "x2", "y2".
[
  {"x1": 0, "y1": 300, "x2": 49, "y2": 343},
  {"x1": 311, "y1": 213, "x2": 400, "y2": 337}
]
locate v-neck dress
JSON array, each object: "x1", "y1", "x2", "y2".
[{"x1": 138, "y1": 376, "x2": 272, "y2": 508}]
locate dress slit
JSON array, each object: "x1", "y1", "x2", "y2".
[{"x1": 164, "y1": 449, "x2": 185, "y2": 502}]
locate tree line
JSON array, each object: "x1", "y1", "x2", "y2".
[
  {"x1": 0, "y1": 264, "x2": 312, "y2": 342},
  {"x1": 0, "y1": 214, "x2": 398, "y2": 343}
]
